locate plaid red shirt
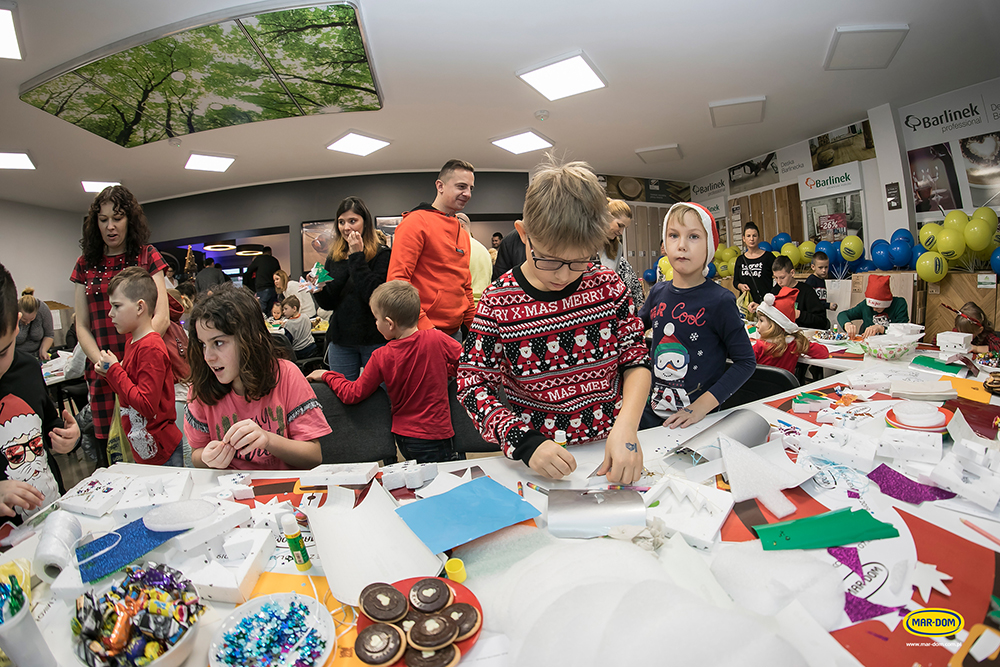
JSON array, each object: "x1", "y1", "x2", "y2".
[{"x1": 70, "y1": 245, "x2": 167, "y2": 439}]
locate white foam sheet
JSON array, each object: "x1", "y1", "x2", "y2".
[
  {"x1": 302, "y1": 483, "x2": 442, "y2": 607},
  {"x1": 488, "y1": 540, "x2": 804, "y2": 667},
  {"x1": 645, "y1": 477, "x2": 735, "y2": 550},
  {"x1": 710, "y1": 541, "x2": 844, "y2": 631},
  {"x1": 719, "y1": 435, "x2": 797, "y2": 518},
  {"x1": 773, "y1": 601, "x2": 865, "y2": 667},
  {"x1": 658, "y1": 533, "x2": 735, "y2": 609}
]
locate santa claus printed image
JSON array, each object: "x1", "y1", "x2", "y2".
[{"x1": 0, "y1": 395, "x2": 59, "y2": 516}]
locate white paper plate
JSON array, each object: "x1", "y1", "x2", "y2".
[{"x1": 209, "y1": 593, "x2": 335, "y2": 667}]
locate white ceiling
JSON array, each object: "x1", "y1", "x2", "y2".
[{"x1": 2, "y1": 0, "x2": 999, "y2": 214}]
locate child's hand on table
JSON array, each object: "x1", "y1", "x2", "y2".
[
  {"x1": 49, "y1": 408, "x2": 80, "y2": 454},
  {"x1": 861, "y1": 325, "x2": 884, "y2": 339},
  {"x1": 200, "y1": 440, "x2": 237, "y2": 469},
  {"x1": 528, "y1": 441, "x2": 577, "y2": 479},
  {"x1": 306, "y1": 369, "x2": 327, "y2": 382},
  {"x1": 224, "y1": 419, "x2": 270, "y2": 456},
  {"x1": 0, "y1": 480, "x2": 44, "y2": 517},
  {"x1": 662, "y1": 393, "x2": 717, "y2": 430},
  {"x1": 599, "y1": 425, "x2": 643, "y2": 484}
]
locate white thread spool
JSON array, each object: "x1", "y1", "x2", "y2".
[{"x1": 32, "y1": 510, "x2": 82, "y2": 584}]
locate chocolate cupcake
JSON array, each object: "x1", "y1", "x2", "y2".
[
  {"x1": 442, "y1": 602, "x2": 481, "y2": 641},
  {"x1": 407, "y1": 578, "x2": 453, "y2": 613},
  {"x1": 403, "y1": 644, "x2": 461, "y2": 667},
  {"x1": 406, "y1": 614, "x2": 459, "y2": 651},
  {"x1": 356, "y1": 623, "x2": 406, "y2": 665},
  {"x1": 395, "y1": 609, "x2": 429, "y2": 635},
  {"x1": 360, "y1": 583, "x2": 409, "y2": 623}
]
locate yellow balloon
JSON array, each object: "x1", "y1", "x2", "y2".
[
  {"x1": 965, "y1": 218, "x2": 994, "y2": 252},
  {"x1": 840, "y1": 236, "x2": 864, "y2": 262},
  {"x1": 919, "y1": 223, "x2": 942, "y2": 251},
  {"x1": 725, "y1": 257, "x2": 738, "y2": 276},
  {"x1": 942, "y1": 210, "x2": 969, "y2": 232},
  {"x1": 799, "y1": 240, "x2": 816, "y2": 261},
  {"x1": 772, "y1": 251, "x2": 781, "y2": 257},
  {"x1": 713, "y1": 260, "x2": 726, "y2": 277},
  {"x1": 781, "y1": 243, "x2": 801, "y2": 266},
  {"x1": 721, "y1": 248, "x2": 738, "y2": 262},
  {"x1": 715, "y1": 243, "x2": 726, "y2": 261},
  {"x1": 727, "y1": 245, "x2": 742, "y2": 257},
  {"x1": 935, "y1": 228, "x2": 966, "y2": 260},
  {"x1": 661, "y1": 264, "x2": 674, "y2": 280},
  {"x1": 973, "y1": 206, "x2": 999, "y2": 228},
  {"x1": 916, "y1": 251, "x2": 948, "y2": 283}
]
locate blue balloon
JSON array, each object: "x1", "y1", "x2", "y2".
[
  {"x1": 829, "y1": 241, "x2": 842, "y2": 263},
  {"x1": 870, "y1": 238, "x2": 889, "y2": 249},
  {"x1": 757, "y1": 241, "x2": 773, "y2": 253},
  {"x1": 815, "y1": 241, "x2": 834, "y2": 259},
  {"x1": 889, "y1": 240, "x2": 911, "y2": 267},
  {"x1": 992, "y1": 247, "x2": 1000, "y2": 275},
  {"x1": 706, "y1": 262, "x2": 717, "y2": 279},
  {"x1": 871, "y1": 244, "x2": 894, "y2": 271},
  {"x1": 643, "y1": 269, "x2": 656, "y2": 284},
  {"x1": 891, "y1": 228, "x2": 915, "y2": 246},
  {"x1": 857, "y1": 260, "x2": 877, "y2": 273},
  {"x1": 910, "y1": 244, "x2": 927, "y2": 270},
  {"x1": 774, "y1": 233, "x2": 792, "y2": 247}
]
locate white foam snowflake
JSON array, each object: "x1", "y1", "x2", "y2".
[
  {"x1": 697, "y1": 350, "x2": 704, "y2": 356},
  {"x1": 693, "y1": 365, "x2": 698, "y2": 371},
  {"x1": 690, "y1": 332, "x2": 699, "y2": 341}
]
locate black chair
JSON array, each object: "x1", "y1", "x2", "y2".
[
  {"x1": 295, "y1": 356, "x2": 326, "y2": 376},
  {"x1": 311, "y1": 381, "x2": 398, "y2": 465},
  {"x1": 719, "y1": 360, "x2": 798, "y2": 411},
  {"x1": 449, "y1": 380, "x2": 502, "y2": 455}
]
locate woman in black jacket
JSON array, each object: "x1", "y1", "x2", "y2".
[{"x1": 313, "y1": 197, "x2": 391, "y2": 380}]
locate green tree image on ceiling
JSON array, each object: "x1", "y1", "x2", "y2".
[{"x1": 19, "y1": 4, "x2": 380, "y2": 148}]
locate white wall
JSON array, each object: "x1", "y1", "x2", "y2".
[{"x1": 0, "y1": 199, "x2": 83, "y2": 307}]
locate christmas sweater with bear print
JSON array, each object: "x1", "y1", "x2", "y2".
[{"x1": 457, "y1": 264, "x2": 649, "y2": 463}]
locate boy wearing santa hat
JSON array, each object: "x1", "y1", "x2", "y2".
[
  {"x1": 836, "y1": 274, "x2": 909, "y2": 339},
  {"x1": 0, "y1": 263, "x2": 79, "y2": 521}
]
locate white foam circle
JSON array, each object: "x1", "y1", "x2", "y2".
[
  {"x1": 893, "y1": 401, "x2": 946, "y2": 428},
  {"x1": 143, "y1": 499, "x2": 218, "y2": 532}
]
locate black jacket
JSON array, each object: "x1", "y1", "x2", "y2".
[
  {"x1": 492, "y1": 230, "x2": 526, "y2": 281},
  {"x1": 769, "y1": 280, "x2": 828, "y2": 329},
  {"x1": 314, "y1": 245, "x2": 391, "y2": 347}
]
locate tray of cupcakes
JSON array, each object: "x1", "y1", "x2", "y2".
[{"x1": 355, "y1": 577, "x2": 482, "y2": 666}]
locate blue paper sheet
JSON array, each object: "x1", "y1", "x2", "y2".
[
  {"x1": 76, "y1": 517, "x2": 186, "y2": 583},
  {"x1": 395, "y1": 476, "x2": 540, "y2": 554}
]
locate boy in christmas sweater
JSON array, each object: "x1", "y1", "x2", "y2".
[
  {"x1": 639, "y1": 203, "x2": 755, "y2": 429},
  {"x1": 457, "y1": 159, "x2": 650, "y2": 484},
  {"x1": 836, "y1": 274, "x2": 909, "y2": 339}
]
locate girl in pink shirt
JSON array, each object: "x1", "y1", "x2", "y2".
[{"x1": 183, "y1": 285, "x2": 330, "y2": 470}]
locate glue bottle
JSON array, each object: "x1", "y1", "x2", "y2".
[
  {"x1": 281, "y1": 514, "x2": 311, "y2": 572},
  {"x1": 554, "y1": 430, "x2": 567, "y2": 447}
]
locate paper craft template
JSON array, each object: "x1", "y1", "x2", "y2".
[
  {"x1": 849, "y1": 368, "x2": 937, "y2": 392},
  {"x1": 111, "y1": 471, "x2": 193, "y2": 523},
  {"x1": 929, "y1": 453, "x2": 1000, "y2": 511},
  {"x1": 645, "y1": 476, "x2": 735, "y2": 549},
  {"x1": 300, "y1": 462, "x2": 379, "y2": 487},
  {"x1": 59, "y1": 469, "x2": 134, "y2": 517},
  {"x1": 878, "y1": 429, "x2": 943, "y2": 466},
  {"x1": 395, "y1": 476, "x2": 540, "y2": 554},
  {"x1": 178, "y1": 528, "x2": 275, "y2": 603},
  {"x1": 799, "y1": 426, "x2": 878, "y2": 472},
  {"x1": 766, "y1": 385, "x2": 893, "y2": 426},
  {"x1": 912, "y1": 561, "x2": 952, "y2": 604}
]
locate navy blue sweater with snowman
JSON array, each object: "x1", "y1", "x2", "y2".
[{"x1": 638, "y1": 279, "x2": 755, "y2": 423}]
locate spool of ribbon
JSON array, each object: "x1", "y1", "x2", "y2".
[{"x1": 32, "y1": 510, "x2": 82, "y2": 584}]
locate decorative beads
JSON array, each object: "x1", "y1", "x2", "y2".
[{"x1": 215, "y1": 600, "x2": 326, "y2": 667}]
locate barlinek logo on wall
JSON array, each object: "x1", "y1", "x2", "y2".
[
  {"x1": 693, "y1": 180, "x2": 725, "y2": 197},
  {"x1": 805, "y1": 172, "x2": 851, "y2": 190},
  {"x1": 904, "y1": 103, "x2": 981, "y2": 134}
]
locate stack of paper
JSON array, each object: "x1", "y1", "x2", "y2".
[{"x1": 889, "y1": 380, "x2": 957, "y2": 401}]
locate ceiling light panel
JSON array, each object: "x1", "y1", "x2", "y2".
[
  {"x1": 517, "y1": 52, "x2": 606, "y2": 102},
  {"x1": 709, "y1": 96, "x2": 766, "y2": 128},
  {"x1": 81, "y1": 181, "x2": 120, "y2": 193},
  {"x1": 185, "y1": 153, "x2": 235, "y2": 172},
  {"x1": 0, "y1": 3, "x2": 22, "y2": 60},
  {"x1": 824, "y1": 25, "x2": 909, "y2": 70},
  {"x1": 327, "y1": 132, "x2": 390, "y2": 156},
  {"x1": 635, "y1": 144, "x2": 683, "y2": 164},
  {"x1": 0, "y1": 152, "x2": 34, "y2": 169},
  {"x1": 492, "y1": 130, "x2": 553, "y2": 155}
]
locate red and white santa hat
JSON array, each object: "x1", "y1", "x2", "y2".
[
  {"x1": 0, "y1": 395, "x2": 40, "y2": 441},
  {"x1": 865, "y1": 274, "x2": 893, "y2": 310},
  {"x1": 663, "y1": 202, "x2": 720, "y2": 277},
  {"x1": 758, "y1": 286, "x2": 799, "y2": 334}
]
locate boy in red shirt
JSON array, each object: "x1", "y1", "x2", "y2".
[
  {"x1": 308, "y1": 281, "x2": 463, "y2": 462},
  {"x1": 97, "y1": 267, "x2": 182, "y2": 465}
]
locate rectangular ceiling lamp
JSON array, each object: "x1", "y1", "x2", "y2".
[
  {"x1": 81, "y1": 181, "x2": 120, "y2": 193},
  {"x1": 635, "y1": 144, "x2": 682, "y2": 164},
  {"x1": 0, "y1": 2, "x2": 22, "y2": 60},
  {"x1": 517, "y1": 52, "x2": 606, "y2": 102},
  {"x1": 185, "y1": 153, "x2": 235, "y2": 172},
  {"x1": 0, "y1": 152, "x2": 34, "y2": 169},
  {"x1": 327, "y1": 131, "x2": 390, "y2": 156},
  {"x1": 824, "y1": 25, "x2": 909, "y2": 70},
  {"x1": 492, "y1": 130, "x2": 553, "y2": 155},
  {"x1": 709, "y1": 96, "x2": 766, "y2": 128}
]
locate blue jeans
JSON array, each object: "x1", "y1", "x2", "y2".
[
  {"x1": 257, "y1": 287, "x2": 277, "y2": 314},
  {"x1": 164, "y1": 444, "x2": 185, "y2": 467},
  {"x1": 396, "y1": 435, "x2": 458, "y2": 463},
  {"x1": 327, "y1": 343, "x2": 384, "y2": 381}
]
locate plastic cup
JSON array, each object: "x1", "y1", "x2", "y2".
[
  {"x1": 445, "y1": 558, "x2": 467, "y2": 584},
  {"x1": 0, "y1": 600, "x2": 57, "y2": 667}
]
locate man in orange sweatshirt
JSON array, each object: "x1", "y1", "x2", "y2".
[{"x1": 387, "y1": 159, "x2": 476, "y2": 338}]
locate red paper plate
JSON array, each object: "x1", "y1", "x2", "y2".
[
  {"x1": 355, "y1": 577, "x2": 483, "y2": 656},
  {"x1": 885, "y1": 407, "x2": 953, "y2": 433}
]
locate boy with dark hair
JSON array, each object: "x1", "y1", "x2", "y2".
[
  {"x1": 281, "y1": 296, "x2": 317, "y2": 358},
  {"x1": 804, "y1": 251, "x2": 837, "y2": 315},
  {"x1": 307, "y1": 281, "x2": 463, "y2": 462},
  {"x1": 754, "y1": 255, "x2": 828, "y2": 329},
  {"x1": 98, "y1": 267, "x2": 182, "y2": 465},
  {"x1": 0, "y1": 262, "x2": 78, "y2": 520},
  {"x1": 458, "y1": 158, "x2": 651, "y2": 484}
]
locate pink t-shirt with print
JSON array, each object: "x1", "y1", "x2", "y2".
[{"x1": 184, "y1": 360, "x2": 331, "y2": 470}]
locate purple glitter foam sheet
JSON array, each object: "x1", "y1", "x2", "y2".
[{"x1": 867, "y1": 464, "x2": 955, "y2": 505}]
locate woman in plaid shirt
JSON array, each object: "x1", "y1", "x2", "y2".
[{"x1": 71, "y1": 186, "x2": 170, "y2": 466}]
